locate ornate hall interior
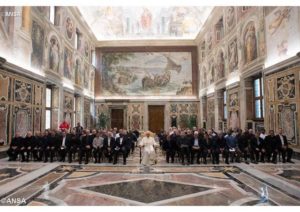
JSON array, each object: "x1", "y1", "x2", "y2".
[{"x1": 0, "y1": 2, "x2": 300, "y2": 207}]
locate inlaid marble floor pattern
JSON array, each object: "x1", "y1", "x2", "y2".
[{"x1": 0, "y1": 148, "x2": 299, "y2": 206}]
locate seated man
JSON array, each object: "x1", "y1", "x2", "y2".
[
  {"x1": 21, "y1": 131, "x2": 37, "y2": 162},
  {"x1": 7, "y1": 132, "x2": 22, "y2": 161},
  {"x1": 79, "y1": 130, "x2": 92, "y2": 164},
  {"x1": 103, "y1": 132, "x2": 116, "y2": 163},
  {"x1": 249, "y1": 130, "x2": 261, "y2": 164},
  {"x1": 93, "y1": 132, "x2": 104, "y2": 163},
  {"x1": 67, "y1": 130, "x2": 79, "y2": 163},
  {"x1": 113, "y1": 132, "x2": 130, "y2": 165},
  {"x1": 276, "y1": 128, "x2": 294, "y2": 163},
  {"x1": 265, "y1": 130, "x2": 279, "y2": 163}
]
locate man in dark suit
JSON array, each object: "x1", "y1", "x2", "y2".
[
  {"x1": 7, "y1": 132, "x2": 23, "y2": 161},
  {"x1": 210, "y1": 131, "x2": 222, "y2": 164},
  {"x1": 265, "y1": 130, "x2": 279, "y2": 163},
  {"x1": 249, "y1": 130, "x2": 260, "y2": 164},
  {"x1": 79, "y1": 130, "x2": 92, "y2": 164},
  {"x1": 163, "y1": 132, "x2": 175, "y2": 163},
  {"x1": 276, "y1": 128, "x2": 294, "y2": 163},
  {"x1": 21, "y1": 131, "x2": 37, "y2": 162},
  {"x1": 190, "y1": 131, "x2": 201, "y2": 164},
  {"x1": 113, "y1": 132, "x2": 130, "y2": 165},
  {"x1": 103, "y1": 131, "x2": 116, "y2": 163},
  {"x1": 35, "y1": 132, "x2": 44, "y2": 161},
  {"x1": 177, "y1": 131, "x2": 190, "y2": 165},
  {"x1": 239, "y1": 129, "x2": 251, "y2": 164},
  {"x1": 67, "y1": 130, "x2": 79, "y2": 163}
]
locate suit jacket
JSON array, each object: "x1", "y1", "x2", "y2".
[
  {"x1": 10, "y1": 137, "x2": 23, "y2": 149},
  {"x1": 115, "y1": 136, "x2": 130, "y2": 151},
  {"x1": 103, "y1": 137, "x2": 116, "y2": 149},
  {"x1": 265, "y1": 135, "x2": 279, "y2": 151},
  {"x1": 275, "y1": 134, "x2": 288, "y2": 148}
]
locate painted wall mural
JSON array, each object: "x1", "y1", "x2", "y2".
[
  {"x1": 0, "y1": 104, "x2": 8, "y2": 145},
  {"x1": 49, "y1": 36, "x2": 60, "y2": 73},
  {"x1": 31, "y1": 21, "x2": 44, "y2": 69},
  {"x1": 168, "y1": 102, "x2": 199, "y2": 129},
  {"x1": 101, "y1": 52, "x2": 193, "y2": 96},
  {"x1": 63, "y1": 48, "x2": 73, "y2": 80},
  {"x1": 244, "y1": 21, "x2": 257, "y2": 64},
  {"x1": 63, "y1": 92, "x2": 74, "y2": 125},
  {"x1": 65, "y1": 17, "x2": 74, "y2": 40},
  {"x1": 14, "y1": 80, "x2": 32, "y2": 103},
  {"x1": 265, "y1": 7, "x2": 300, "y2": 67},
  {"x1": 228, "y1": 91, "x2": 240, "y2": 130},
  {"x1": 264, "y1": 67, "x2": 299, "y2": 146},
  {"x1": 225, "y1": 6, "x2": 235, "y2": 33},
  {"x1": 14, "y1": 106, "x2": 31, "y2": 137},
  {"x1": 277, "y1": 74, "x2": 295, "y2": 100},
  {"x1": 128, "y1": 103, "x2": 143, "y2": 130},
  {"x1": 84, "y1": 63, "x2": 89, "y2": 89},
  {"x1": 278, "y1": 104, "x2": 297, "y2": 144},
  {"x1": 33, "y1": 107, "x2": 42, "y2": 133},
  {"x1": 0, "y1": 69, "x2": 45, "y2": 145},
  {"x1": 228, "y1": 38, "x2": 238, "y2": 72},
  {"x1": 79, "y1": 7, "x2": 213, "y2": 40},
  {"x1": 216, "y1": 50, "x2": 225, "y2": 80},
  {"x1": 207, "y1": 98, "x2": 215, "y2": 129},
  {"x1": 0, "y1": 73, "x2": 10, "y2": 101}
]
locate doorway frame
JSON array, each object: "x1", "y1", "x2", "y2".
[
  {"x1": 146, "y1": 103, "x2": 166, "y2": 131},
  {"x1": 109, "y1": 105, "x2": 127, "y2": 129}
]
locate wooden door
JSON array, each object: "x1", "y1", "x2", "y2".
[
  {"x1": 148, "y1": 105, "x2": 164, "y2": 133},
  {"x1": 111, "y1": 109, "x2": 124, "y2": 129}
]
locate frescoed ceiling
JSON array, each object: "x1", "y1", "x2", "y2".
[{"x1": 79, "y1": 6, "x2": 213, "y2": 40}]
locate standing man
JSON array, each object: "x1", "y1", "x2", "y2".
[
  {"x1": 178, "y1": 131, "x2": 190, "y2": 165},
  {"x1": 75, "y1": 122, "x2": 83, "y2": 136},
  {"x1": 190, "y1": 131, "x2": 201, "y2": 164}
]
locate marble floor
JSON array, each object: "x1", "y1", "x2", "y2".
[{"x1": 0, "y1": 149, "x2": 299, "y2": 206}]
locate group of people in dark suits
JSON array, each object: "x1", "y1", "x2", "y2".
[
  {"x1": 7, "y1": 124, "x2": 139, "y2": 165},
  {"x1": 160, "y1": 127, "x2": 295, "y2": 165}
]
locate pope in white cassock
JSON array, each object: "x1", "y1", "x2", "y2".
[{"x1": 139, "y1": 131, "x2": 158, "y2": 166}]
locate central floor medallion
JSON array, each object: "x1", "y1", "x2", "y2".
[{"x1": 83, "y1": 179, "x2": 211, "y2": 203}]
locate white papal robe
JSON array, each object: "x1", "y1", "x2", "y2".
[{"x1": 139, "y1": 136, "x2": 158, "y2": 166}]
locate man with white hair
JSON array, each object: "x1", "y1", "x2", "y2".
[{"x1": 139, "y1": 131, "x2": 158, "y2": 166}]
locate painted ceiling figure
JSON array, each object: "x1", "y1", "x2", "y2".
[{"x1": 140, "y1": 8, "x2": 152, "y2": 32}]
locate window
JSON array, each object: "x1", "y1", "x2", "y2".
[
  {"x1": 75, "y1": 29, "x2": 81, "y2": 50},
  {"x1": 223, "y1": 90, "x2": 227, "y2": 120},
  {"x1": 91, "y1": 50, "x2": 96, "y2": 66},
  {"x1": 45, "y1": 87, "x2": 52, "y2": 129},
  {"x1": 73, "y1": 96, "x2": 76, "y2": 128},
  {"x1": 215, "y1": 17, "x2": 224, "y2": 42},
  {"x1": 254, "y1": 77, "x2": 264, "y2": 119},
  {"x1": 200, "y1": 41, "x2": 206, "y2": 61},
  {"x1": 49, "y1": 6, "x2": 55, "y2": 24}
]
